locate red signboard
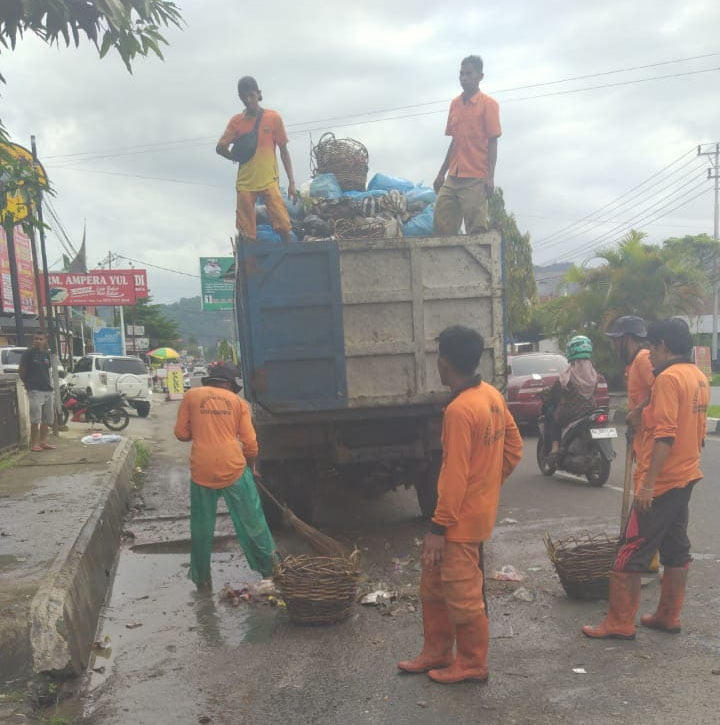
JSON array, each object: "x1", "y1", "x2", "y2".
[
  {"x1": 0, "y1": 225, "x2": 38, "y2": 315},
  {"x1": 46, "y1": 269, "x2": 148, "y2": 306}
]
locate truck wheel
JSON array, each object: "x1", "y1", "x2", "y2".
[{"x1": 415, "y1": 453, "x2": 441, "y2": 520}]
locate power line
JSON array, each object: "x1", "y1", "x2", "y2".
[
  {"x1": 114, "y1": 253, "x2": 201, "y2": 278},
  {"x1": 45, "y1": 55, "x2": 720, "y2": 166}
]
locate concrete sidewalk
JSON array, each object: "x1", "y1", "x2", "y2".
[{"x1": 0, "y1": 428, "x2": 137, "y2": 685}]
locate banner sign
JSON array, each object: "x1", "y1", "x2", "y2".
[
  {"x1": 166, "y1": 363, "x2": 184, "y2": 400},
  {"x1": 200, "y1": 257, "x2": 234, "y2": 311},
  {"x1": 0, "y1": 225, "x2": 38, "y2": 315},
  {"x1": 47, "y1": 269, "x2": 148, "y2": 306},
  {"x1": 93, "y1": 327, "x2": 123, "y2": 356},
  {"x1": 127, "y1": 336, "x2": 150, "y2": 351}
]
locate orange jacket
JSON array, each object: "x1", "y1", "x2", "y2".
[
  {"x1": 432, "y1": 383, "x2": 523, "y2": 542},
  {"x1": 635, "y1": 362, "x2": 708, "y2": 495},
  {"x1": 174, "y1": 386, "x2": 258, "y2": 489},
  {"x1": 627, "y1": 348, "x2": 654, "y2": 411}
]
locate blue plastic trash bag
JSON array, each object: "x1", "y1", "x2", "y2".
[
  {"x1": 406, "y1": 186, "x2": 437, "y2": 208},
  {"x1": 280, "y1": 188, "x2": 304, "y2": 219},
  {"x1": 341, "y1": 189, "x2": 387, "y2": 200},
  {"x1": 368, "y1": 173, "x2": 415, "y2": 193},
  {"x1": 256, "y1": 225, "x2": 298, "y2": 243},
  {"x1": 310, "y1": 173, "x2": 342, "y2": 200},
  {"x1": 403, "y1": 205, "x2": 435, "y2": 237}
]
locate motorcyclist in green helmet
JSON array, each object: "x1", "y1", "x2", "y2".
[{"x1": 543, "y1": 335, "x2": 600, "y2": 461}]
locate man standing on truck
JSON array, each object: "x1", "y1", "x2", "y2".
[
  {"x1": 433, "y1": 55, "x2": 501, "y2": 236},
  {"x1": 398, "y1": 325, "x2": 523, "y2": 683},
  {"x1": 216, "y1": 75, "x2": 297, "y2": 241},
  {"x1": 583, "y1": 319, "x2": 708, "y2": 640},
  {"x1": 18, "y1": 331, "x2": 56, "y2": 452},
  {"x1": 174, "y1": 361, "x2": 276, "y2": 589}
]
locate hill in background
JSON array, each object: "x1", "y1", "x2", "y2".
[{"x1": 159, "y1": 296, "x2": 234, "y2": 350}]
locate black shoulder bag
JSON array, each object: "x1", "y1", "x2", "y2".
[{"x1": 229, "y1": 110, "x2": 264, "y2": 165}]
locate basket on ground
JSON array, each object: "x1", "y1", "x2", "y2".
[
  {"x1": 274, "y1": 552, "x2": 361, "y2": 625},
  {"x1": 311, "y1": 132, "x2": 369, "y2": 192},
  {"x1": 544, "y1": 532, "x2": 618, "y2": 600}
]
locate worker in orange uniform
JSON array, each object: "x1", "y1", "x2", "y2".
[
  {"x1": 216, "y1": 75, "x2": 296, "y2": 241},
  {"x1": 606, "y1": 315, "x2": 660, "y2": 571},
  {"x1": 174, "y1": 361, "x2": 276, "y2": 589},
  {"x1": 433, "y1": 55, "x2": 501, "y2": 235},
  {"x1": 398, "y1": 326, "x2": 523, "y2": 683},
  {"x1": 583, "y1": 319, "x2": 709, "y2": 639}
]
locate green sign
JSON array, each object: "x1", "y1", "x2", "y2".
[{"x1": 200, "y1": 257, "x2": 234, "y2": 311}]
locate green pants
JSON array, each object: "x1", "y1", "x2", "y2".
[{"x1": 190, "y1": 467, "x2": 276, "y2": 587}]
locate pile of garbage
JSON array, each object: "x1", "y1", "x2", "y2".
[{"x1": 254, "y1": 133, "x2": 437, "y2": 242}]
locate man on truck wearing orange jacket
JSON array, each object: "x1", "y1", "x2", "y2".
[
  {"x1": 583, "y1": 319, "x2": 708, "y2": 640},
  {"x1": 398, "y1": 325, "x2": 523, "y2": 684}
]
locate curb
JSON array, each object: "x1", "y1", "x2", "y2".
[
  {"x1": 707, "y1": 417, "x2": 720, "y2": 436},
  {"x1": 28, "y1": 438, "x2": 136, "y2": 677}
]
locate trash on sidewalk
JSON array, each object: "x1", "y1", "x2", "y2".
[
  {"x1": 81, "y1": 433, "x2": 123, "y2": 445},
  {"x1": 512, "y1": 587, "x2": 535, "y2": 602},
  {"x1": 572, "y1": 667, "x2": 588, "y2": 674},
  {"x1": 125, "y1": 622, "x2": 143, "y2": 629},
  {"x1": 360, "y1": 589, "x2": 396, "y2": 606},
  {"x1": 219, "y1": 580, "x2": 283, "y2": 608},
  {"x1": 392, "y1": 555, "x2": 412, "y2": 573},
  {"x1": 500, "y1": 518, "x2": 519, "y2": 525},
  {"x1": 490, "y1": 565, "x2": 524, "y2": 582}
]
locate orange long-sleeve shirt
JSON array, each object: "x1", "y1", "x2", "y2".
[
  {"x1": 432, "y1": 383, "x2": 523, "y2": 542},
  {"x1": 174, "y1": 386, "x2": 258, "y2": 489},
  {"x1": 627, "y1": 348, "x2": 654, "y2": 411},
  {"x1": 635, "y1": 362, "x2": 708, "y2": 496}
]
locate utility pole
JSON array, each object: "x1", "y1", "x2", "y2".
[{"x1": 698, "y1": 143, "x2": 720, "y2": 364}]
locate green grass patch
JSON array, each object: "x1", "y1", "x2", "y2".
[
  {"x1": 134, "y1": 440, "x2": 151, "y2": 470},
  {"x1": 710, "y1": 373, "x2": 720, "y2": 387},
  {"x1": 0, "y1": 450, "x2": 25, "y2": 473},
  {"x1": 707, "y1": 405, "x2": 720, "y2": 418}
]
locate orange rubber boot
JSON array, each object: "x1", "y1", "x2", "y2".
[
  {"x1": 397, "y1": 601, "x2": 455, "y2": 673},
  {"x1": 427, "y1": 613, "x2": 489, "y2": 684},
  {"x1": 641, "y1": 565, "x2": 687, "y2": 634},
  {"x1": 582, "y1": 572, "x2": 641, "y2": 640}
]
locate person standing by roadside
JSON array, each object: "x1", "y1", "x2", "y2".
[
  {"x1": 18, "y1": 331, "x2": 55, "y2": 452},
  {"x1": 582, "y1": 319, "x2": 708, "y2": 640},
  {"x1": 397, "y1": 326, "x2": 523, "y2": 684},
  {"x1": 174, "y1": 361, "x2": 276, "y2": 589},
  {"x1": 216, "y1": 76, "x2": 297, "y2": 241},
  {"x1": 433, "y1": 55, "x2": 501, "y2": 236}
]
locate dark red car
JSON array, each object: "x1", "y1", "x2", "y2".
[{"x1": 506, "y1": 353, "x2": 609, "y2": 427}]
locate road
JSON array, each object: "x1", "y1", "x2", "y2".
[{"x1": 65, "y1": 402, "x2": 720, "y2": 725}]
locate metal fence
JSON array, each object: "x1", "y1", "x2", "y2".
[{"x1": 0, "y1": 378, "x2": 20, "y2": 454}]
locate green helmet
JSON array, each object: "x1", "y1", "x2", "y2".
[{"x1": 566, "y1": 335, "x2": 593, "y2": 361}]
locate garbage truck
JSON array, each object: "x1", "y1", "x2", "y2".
[{"x1": 235, "y1": 232, "x2": 505, "y2": 522}]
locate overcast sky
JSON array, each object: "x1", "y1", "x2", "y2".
[{"x1": 2, "y1": 0, "x2": 719, "y2": 302}]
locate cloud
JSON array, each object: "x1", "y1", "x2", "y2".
[{"x1": 1, "y1": 0, "x2": 718, "y2": 299}]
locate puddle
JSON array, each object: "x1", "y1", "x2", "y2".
[
  {"x1": 131, "y1": 535, "x2": 236, "y2": 555},
  {"x1": 86, "y1": 547, "x2": 279, "y2": 699}
]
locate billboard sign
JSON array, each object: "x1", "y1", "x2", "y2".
[
  {"x1": 200, "y1": 257, "x2": 234, "y2": 311},
  {"x1": 93, "y1": 327, "x2": 123, "y2": 356},
  {"x1": 0, "y1": 225, "x2": 37, "y2": 314},
  {"x1": 47, "y1": 269, "x2": 147, "y2": 306}
]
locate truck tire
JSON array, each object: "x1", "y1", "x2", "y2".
[{"x1": 415, "y1": 453, "x2": 441, "y2": 520}]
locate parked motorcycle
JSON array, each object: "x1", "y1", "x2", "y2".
[
  {"x1": 60, "y1": 387, "x2": 130, "y2": 431},
  {"x1": 536, "y1": 409, "x2": 616, "y2": 486}
]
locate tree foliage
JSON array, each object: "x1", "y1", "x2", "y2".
[
  {"x1": 0, "y1": 0, "x2": 183, "y2": 78},
  {"x1": 130, "y1": 295, "x2": 180, "y2": 348},
  {"x1": 537, "y1": 230, "x2": 714, "y2": 384},
  {"x1": 489, "y1": 188, "x2": 537, "y2": 339}
]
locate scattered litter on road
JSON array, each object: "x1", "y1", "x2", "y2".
[
  {"x1": 491, "y1": 565, "x2": 524, "y2": 582},
  {"x1": 81, "y1": 433, "x2": 123, "y2": 445},
  {"x1": 414, "y1": 538, "x2": 423, "y2": 547},
  {"x1": 527, "y1": 566, "x2": 542, "y2": 572},
  {"x1": 392, "y1": 555, "x2": 412, "y2": 573},
  {"x1": 125, "y1": 622, "x2": 143, "y2": 629},
  {"x1": 500, "y1": 518, "x2": 519, "y2": 525},
  {"x1": 92, "y1": 666, "x2": 106, "y2": 674},
  {"x1": 512, "y1": 587, "x2": 536, "y2": 602},
  {"x1": 360, "y1": 589, "x2": 396, "y2": 606},
  {"x1": 417, "y1": 700, "x2": 428, "y2": 708},
  {"x1": 92, "y1": 636, "x2": 111, "y2": 652},
  {"x1": 572, "y1": 667, "x2": 587, "y2": 674},
  {"x1": 219, "y1": 581, "x2": 282, "y2": 607}
]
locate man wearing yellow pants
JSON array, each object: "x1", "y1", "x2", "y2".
[
  {"x1": 174, "y1": 362, "x2": 275, "y2": 588},
  {"x1": 398, "y1": 326, "x2": 523, "y2": 683}
]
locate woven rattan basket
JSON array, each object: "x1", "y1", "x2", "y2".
[
  {"x1": 544, "y1": 532, "x2": 619, "y2": 600},
  {"x1": 311, "y1": 132, "x2": 369, "y2": 192},
  {"x1": 274, "y1": 552, "x2": 361, "y2": 625}
]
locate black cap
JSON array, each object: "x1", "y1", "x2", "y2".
[
  {"x1": 237, "y1": 76, "x2": 260, "y2": 95},
  {"x1": 202, "y1": 362, "x2": 243, "y2": 391},
  {"x1": 605, "y1": 315, "x2": 647, "y2": 339}
]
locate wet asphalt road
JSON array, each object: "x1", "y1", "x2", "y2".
[{"x1": 74, "y1": 403, "x2": 720, "y2": 725}]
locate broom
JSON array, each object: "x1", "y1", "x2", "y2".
[{"x1": 254, "y1": 477, "x2": 350, "y2": 559}]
